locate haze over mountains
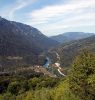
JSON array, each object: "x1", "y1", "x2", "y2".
[{"x1": 51, "y1": 32, "x2": 94, "y2": 43}]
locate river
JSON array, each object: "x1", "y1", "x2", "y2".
[
  {"x1": 43, "y1": 56, "x2": 66, "y2": 76},
  {"x1": 43, "y1": 57, "x2": 51, "y2": 68}
]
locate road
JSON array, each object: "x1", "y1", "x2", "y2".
[
  {"x1": 44, "y1": 50, "x2": 66, "y2": 76},
  {"x1": 55, "y1": 52, "x2": 66, "y2": 76}
]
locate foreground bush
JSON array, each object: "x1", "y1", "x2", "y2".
[
  {"x1": 0, "y1": 51, "x2": 95, "y2": 100},
  {"x1": 69, "y1": 51, "x2": 95, "y2": 100},
  {"x1": 8, "y1": 81, "x2": 21, "y2": 95}
]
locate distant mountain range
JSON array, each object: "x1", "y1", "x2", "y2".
[
  {"x1": 54, "y1": 35, "x2": 95, "y2": 67},
  {"x1": 0, "y1": 16, "x2": 59, "y2": 57},
  {"x1": 51, "y1": 32, "x2": 94, "y2": 43}
]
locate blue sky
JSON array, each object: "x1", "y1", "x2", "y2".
[{"x1": 0, "y1": 0, "x2": 95, "y2": 36}]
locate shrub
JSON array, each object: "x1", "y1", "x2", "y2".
[
  {"x1": 7, "y1": 81, "x2": 21, "y2": 95},
  {"x1": 69, "y1": 50, "x2": 95, "y2": 100}
]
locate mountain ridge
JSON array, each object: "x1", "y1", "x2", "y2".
[
  {"x1": 54, "y1": 35, "x2": 95, "y2": 67},
  {"x1": 0, "y1": 17, "x2": 59, "y2": 57},
  {"x1": 51, "y1": 32, "x2": 94, "y2": 43}
]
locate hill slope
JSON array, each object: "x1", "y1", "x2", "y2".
[
  {"x1": 51, "y1": 32, "x2": 94, "y2": 43},
  {"x1": 53, "y1": 35, "x2": 95, "y2": 67},
  {"x1": 0, "y1": 17, "x2": 59, "y2": 70},
  {"x1": 0, "y1": 17, "x2": 59, "y2": 57}
]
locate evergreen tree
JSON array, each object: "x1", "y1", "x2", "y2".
[{"x1": 69, "y1": 50, "x2": 95, "y2": 100}]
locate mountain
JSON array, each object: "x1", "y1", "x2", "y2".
[
  {"x1": 0, "y1": 17, "x2": 59, "y2": 69},
  {"x1": 51, "y1": 32, "x2": 94, "y2": 43},
  {"x1": 0, "y1": 17, "x2": 59, "y2": 57},
  {"x1": 52, "y1": 35, "x2": 95, "y2": 67}
]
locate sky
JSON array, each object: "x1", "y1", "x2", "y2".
[{"x1": 0, "y1": 0, "x2": 95, "y2": 36}]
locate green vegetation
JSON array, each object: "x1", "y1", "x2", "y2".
[
  {"x1": 0, "y1": 50, "x2": 95, "y2": 100},
  {"x1": 69, "y1": 50, "x2": 95, "y2": 100},
  {"x1": 0, "y1": 76, "x2": 59, "y2": 94},
  {"x1": 0, "y1": 55, "x2": 46, "y2": 72},
  {"x1": 53, "y1": 35, "x2": 95, "y2": 67}
]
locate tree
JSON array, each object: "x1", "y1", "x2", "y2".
[
  {"x1": 8, "y1": 81, "x2": 21, "y2": 95},
  {"x1": 69, "y1": 50, "x2": 95, "y2": 100},
  {"x1": 28, "y1": 77, "x2": 41, "y2": 90}
]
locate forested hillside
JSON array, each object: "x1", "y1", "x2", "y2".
[
  {"x1": 0, "y1": 51, "x2": 95, "y2": 100},
  {"x1": 0, "y1": 17, "x2": 59, "y2": 56},
  {"x1": 0, "y1": 17, "x2": 59, "y2": 69},
  {"x1": 54, "y1": 35, "x2": 95, "y2": 67}
]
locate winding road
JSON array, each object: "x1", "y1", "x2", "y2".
[
  {"x1": 43, "y1": 51, "x2": 66, "y2": 76},
  {"x1": 55, "y1": 52, "x2": 66, "y2": 76}
]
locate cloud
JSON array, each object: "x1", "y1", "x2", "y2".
[
  {"x1": 1, "y1": 0, "x2": 95, "y2": 36},
  {"x1": 29, "y1": 0, "x2": 95, "y2": 24},
  {"x1": 26, "y1": 0, "x2": 95, "y2": 36},
  {"x1": 0, "y1": 0, "x2": 36, "y2": 20}
]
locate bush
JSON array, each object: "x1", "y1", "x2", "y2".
[
  {"x1": 8, "y1": 81, "x2": 21, "y2": 95},
  {"x1": 0, "y1": 79, "x2": 10, "y2": 93},
  {"x1": 0, "y1": 93, "x2": 16, "y2": 100},
  {"x1": 28, "y1": 77, "x2": 41, "y2": 90},
  {"x1": 69, "y1": 50, "x2": 95, "y2": 100}
]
